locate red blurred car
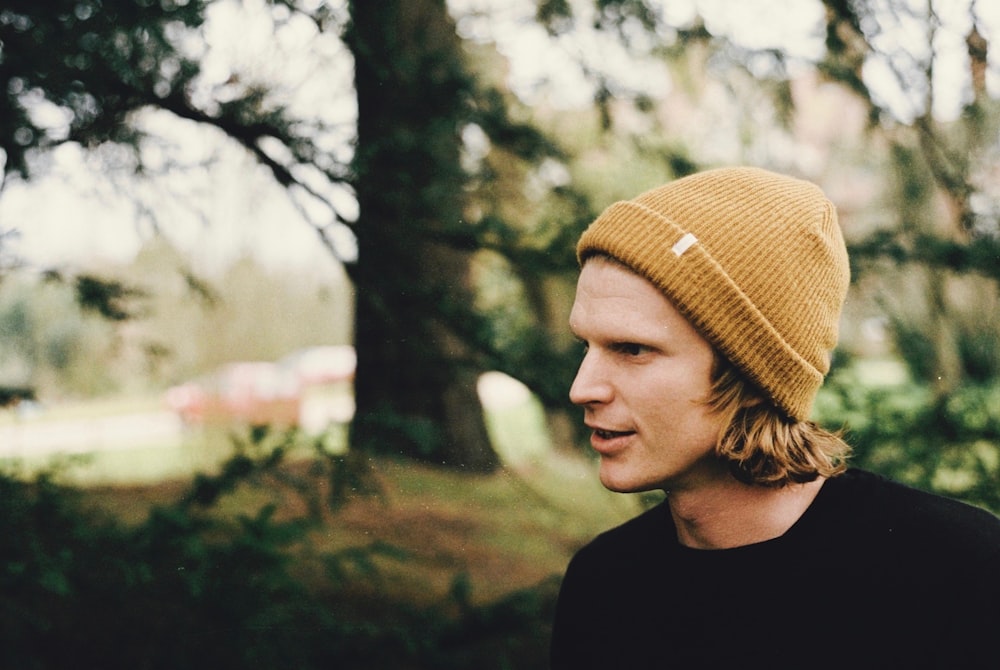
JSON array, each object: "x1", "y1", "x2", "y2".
[
  {"x1": 166, "y1": 346, "x2": 356, "y2": 428},
  {"x1": 166, "y1": 361, "x2": 302, "y2": 427}
]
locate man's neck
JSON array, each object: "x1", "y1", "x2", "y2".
[{"x1": 666, "y1": 476, "x2": 826, "y2": 550}]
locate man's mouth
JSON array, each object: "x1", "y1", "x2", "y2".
[{"x1": 594, "y1": 428, "x2": 634, "y2": 440}]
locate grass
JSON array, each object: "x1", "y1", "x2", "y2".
[
  {"x1": 0, "y1": 392, "x2": 165, "y2": 425},
  {"x1": 78, "y1": 443, "x2": 645, "y2": 615},
  {"x1": 0, "y1": 428, "x2": 229, "y2": 486}
]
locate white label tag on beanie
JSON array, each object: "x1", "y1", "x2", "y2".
[{"x1": 672, "y1": 233, "x2": 698, "y2": 257}]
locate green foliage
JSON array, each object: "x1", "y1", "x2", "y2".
[
  {"x1": 351, "y1": 402, "x2": 447, "y2": 461},
  {"x1": 816, "y1": 366, "x2": 1000, "y2": 514},
  {"x1": 0, "y1": 0, "x2": 208, "y2": 177},
  {"x1": 849, "y1": 231, "x2": 1000, "y2": 284},
  {"x1": 73, "y1": 273, "x2": 145, "y2": 321},
  {"x1": 807, "y1": 1, "x2": 1000, "y2": 505},
  {"x1": 0, "y1": 432, "x2": 559, "y2": 669}
]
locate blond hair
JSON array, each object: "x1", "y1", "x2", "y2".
[{"x1": 705, "y1": 353, "x2": 850, "y2": 487}]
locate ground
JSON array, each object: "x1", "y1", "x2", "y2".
[{"x1": 81, "y1": 449, "x2": 648, "y2": 608}]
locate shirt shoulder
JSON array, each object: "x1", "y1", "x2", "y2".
[{"x1": 815, "y1": 468, "x2": 1000, "y2": 562}]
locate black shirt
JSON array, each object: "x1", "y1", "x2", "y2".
[{"x1": 550, "y1": 469, "x2": 1000, "y2": 669}]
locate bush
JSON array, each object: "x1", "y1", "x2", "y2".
[
  {"x1": 0, "y1": 432, "x2": 557, "y2": 669},
  {"x1": 816, "y1": 367, "x2": 1000, "y2": 514}
]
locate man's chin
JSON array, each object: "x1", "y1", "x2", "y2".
[{"x1": 598, "y1": 467, "x2": 654, "y2": 494}]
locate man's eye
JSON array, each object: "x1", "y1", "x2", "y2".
[{"x1": 616, "y1": 343, "x2": 645, "y2": 356}]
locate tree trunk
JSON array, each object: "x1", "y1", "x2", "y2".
[{"x1": 346, "y1": 0, "x2": 500, "y2": 472}]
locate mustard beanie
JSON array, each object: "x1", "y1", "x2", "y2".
[{"x1": 577, "y1": 166, "x2": 850, "y2": 421}]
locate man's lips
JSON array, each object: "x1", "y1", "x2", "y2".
[
  {"x1": 588, "y1": 425, "x2": 636, "y2": 453},
  {"x1": 593, "y1": 428, "x2": 634, "y2": 440}
]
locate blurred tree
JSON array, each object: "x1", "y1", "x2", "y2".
[
  {"x1": 345, "y1": 0, "x2": 501, "y2": 469},
  {"x1": 0, "y1": 0, "x2": 206, "y2": 178},
  {"x1": 811, "y1": 0, "x2": 1000, "y2": 506},
  {"x1": 818, "y1": 0, "x2": 1000, "y2": 383},
  {"x1": 0, "y1": 0, "x2": 571, "y2": 470},
  {"x1": 4, "y1": 0, "x2": 998, "y2": 490}
]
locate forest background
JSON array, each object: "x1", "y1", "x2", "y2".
[{"x1": 2, "y1": 0, "x2": 1000, "y2": 668}]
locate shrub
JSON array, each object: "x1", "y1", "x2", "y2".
[
  {"x1": 0, "y1": 431, "x2": 557, "y2": 669},
  {"x1": 816, "y1": 368, "x2": 1000, "y2": 514}
]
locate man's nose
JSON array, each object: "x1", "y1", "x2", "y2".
[{"x1": 569, "y1": 350, "x2": 613, "y2": 406}]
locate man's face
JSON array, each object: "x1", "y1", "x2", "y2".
[{"x1": 568, "y1": 257, "x2": 727, "y2": 493}]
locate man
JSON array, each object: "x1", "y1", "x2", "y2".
[{"x1": 550, "y1": 167, "x2": 1000, "y2": 668}]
